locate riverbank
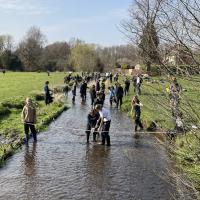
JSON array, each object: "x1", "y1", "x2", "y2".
[
  {"x1": 0, "y1": 72, "x2": 69, "y2": 165},
  {"x1": 118, "y1": 75, "x2": 200, "y2": 191}
]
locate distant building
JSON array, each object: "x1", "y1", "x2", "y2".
[{"x1": 163, "y1": 44, "x2": 194, "y2": 65}]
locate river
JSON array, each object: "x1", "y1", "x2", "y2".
[{"x1": 0, "y1": 93, "x2": 179, "y2": 200}]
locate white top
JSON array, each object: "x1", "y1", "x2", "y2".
[
  {"x1": 136, "y1": 77, "x2": 140, "y2": 84},
  {"x1": 99, "y1": 107, "x2": 111, "y2": 122}
]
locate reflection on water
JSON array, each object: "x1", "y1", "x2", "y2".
[
  {"x1": 24, "y1": 142, "x2": 37, "y2": 177},
  {"x1": 22, "y1": 142, "x2": 37, "y2": 200},
  {"x1": 0, "y1": 94, "x2": 179, "y2": 200}
]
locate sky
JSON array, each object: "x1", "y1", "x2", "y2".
[{"x1": 0, "y1": 0, "x2": 132, "y2": 46}]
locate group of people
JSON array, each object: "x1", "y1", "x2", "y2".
[
  {"x1": 86, "y1": 104, "x2": 111, "y2": 146},
  {"x1": 85, "y1": 74, "x2": 144, "y2": 145},
  {"x1": 21, "y1": 72, "x2": 145, "y2": 146}
]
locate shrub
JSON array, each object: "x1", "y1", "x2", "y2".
[
  {"x1": 1, "y1": 98, "x2": 24, "y2": 109},
  {"x1": 0, "y1": 105, "x2": 11, "y2": 117}
]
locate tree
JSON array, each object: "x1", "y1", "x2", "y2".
[
  {"x1": 0, "y1": 50, "x2": 23, "y2": 71},
  {"x1": 41, "y1": 42, "x2": 70, "y2": 71},
  {"x1": 121, "y1": 0, "x2": 164, "y2": 71},
  {"x1": 0, "y1": 34, "x2": 13, "y2": 53},
  {"x1": 18, "y1": 26, "x2": 46, "y2": 71},
  {"x1": 139, "y1": 22, "x2": 160, "y2": 71},
  {"x1": 70, "y1": 41, "x2": 101, "y2": 72}
]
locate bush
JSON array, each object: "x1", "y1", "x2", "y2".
[
  {"x1": 29, "y1": 91, "x2": 45, "y2": 101},
  {"x1": 0, "y1": 105, "x2": 11, "y2": 117},
  {"x1": 150, "y1": 65, "x2": 162, "y2": 76},
  {"x1": 121, "y1": 63, "x2": 128, "y2": 69},
  {"x1": 1, "y1": 98, "x2": 24, "y2": 109}
]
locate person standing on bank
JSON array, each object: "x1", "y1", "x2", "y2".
[
  {"x1": 124, "y1": 78, "x2": 130, "y2": 96},
  {"x1": 44, "y1": 81, "x2": 51, "y2": 105},
  {"x1": 95, "y1": 104, "x2": 111, "y2": 146},
  {"x1": 72, "y1": 82, "x2": 77, "y2": 103},
  {"x1": 132, "y1": 96, "x2": 143, "y2": 132},
  {"x1": 135, "y1": 75, "x2": 143, "y2": 95},
  {"x1": 21, "y1": 98, "x2": 37, "y2": 145},
  {"x1": 116, "y1": 83, "x2": 124, "y2": 109}
]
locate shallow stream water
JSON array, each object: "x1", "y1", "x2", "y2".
[{"x1": 0, "y1": 94, "x2": 178, "y2": 200}]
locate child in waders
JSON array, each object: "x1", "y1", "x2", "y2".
[
  {"x1": 21, "y1": 98, "x2": 37, "y2": 145},
  {"x1": 132, "y1": 96, "x2": 143, "y2": 132},
  {"x1": 86, "y1": 108, "x2": 100, "y2": 143}
]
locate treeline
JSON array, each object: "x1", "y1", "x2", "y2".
[{"x1": 0, "y1": 26, "x2": 138, "y2": 72}]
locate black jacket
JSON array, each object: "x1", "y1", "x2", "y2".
[{"x1": 116, "y1": 86, "x2": 124, "y2": 97}]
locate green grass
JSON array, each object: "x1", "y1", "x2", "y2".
[
  {"x1": 118, "y1": 75, "x2": 200, "y2": 190},
  {"x1": 0, "y1": 72, "x2": 66, "y2": 100},
  {"x1": 0, "y1": 72, "x2": 69, "y2": 165}
]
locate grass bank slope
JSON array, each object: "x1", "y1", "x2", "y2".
[
  {"x1": 117, "y1": 75, "x2": 200, "y2": 190},
  {"x1": 0, "y1": 72, "x2": 68, "y2": 164}
]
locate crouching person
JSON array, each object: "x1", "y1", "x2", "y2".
[
  {"x1": 86, "y1": 108, "x2": 100, "y2": 143},
  {"x1": 95, "y1": 104, "x2": 111, "y2": 146},
  {"x1": 21, "y1": 98, "x2": 37, "y2": 145}
]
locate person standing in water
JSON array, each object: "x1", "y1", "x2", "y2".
[
  {"x1": 95, "y1": 104, "x2": 111, "y2": 146},
  {"x1": 90, "y1": 84, "x2": 96, "y2": 107},
  {"x1": 86, "y1": 108, "x2": 100, "y2": 143},
  {"x1": 132, "y1": 96, "x2": 143, "y2": 132},
  {"x1": 21, "y1": 98, "x2": 37, "y2": 145}
]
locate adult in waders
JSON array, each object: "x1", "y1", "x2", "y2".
[
  {"x1": 132, "y1": 96, "x2": 143, "y2": 132},
  {"x1": 95, "y1": 104, "x2": 111, "y2": 146},
  {"x1": 86, "y1": 108, "x2": 100, "y2": 143},
  {"x1": 21, "y1": 98, "x2": 37, "y2": 145}
]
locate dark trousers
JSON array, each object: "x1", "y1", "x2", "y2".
[
  {"x1": 136, "y1": 85, "x2": 141, "y2": 95},
  {"x1": 24, "y1": 123, "x2": 37, "y2": 145},
  {"x1": 135, "y1": 118, "x2": 143, "y2": 131},
  {"x1": 91, "y1": 97, "x2": 95, "y2": 106},
  {"x1": 86, "y1": 124, "x2": 98, "y2": 142},
  {"x1": 124, "y1": 87, "x2": 129, "y2": 95},
  {"x1": 81, "y1": 93, "x2": 86, "y2": 101},
  {"x1": 116, "y1": 96, "x2": 123, "y2": 108},
  {"x1": 109, "y1": 98, "x2": 113, "y2": 106},
  {"x1": 45, "y1": 94, "x2": 50, "y2": 105},
  {"x1": 102, "y1": 121, "x2": 111, "y2": 146}
]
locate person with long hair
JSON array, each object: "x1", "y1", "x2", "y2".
[{"x1": 21, "y1": 98, "x2": 37, "y2": 145}]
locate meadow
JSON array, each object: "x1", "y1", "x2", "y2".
[{"x1": 0, "y1": 72, "x2": 68, "y2": 164}]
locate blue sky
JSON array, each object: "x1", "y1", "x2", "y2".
[{"x1": 0, "y1": 0, "x2": 132, "y2": 46}]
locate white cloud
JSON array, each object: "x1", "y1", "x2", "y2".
[{"x1": 0, "y1": 0, "x2": 54, "y2": 15}]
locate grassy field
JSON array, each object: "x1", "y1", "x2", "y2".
[
  {"x1": 118, "y1": 75, "x2": 200, "y2": 190},
  {"x1": 0, "y1": 72, "x2": 68, "y2": 164}
]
